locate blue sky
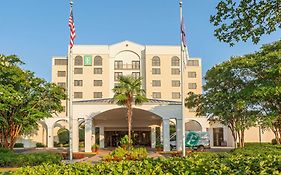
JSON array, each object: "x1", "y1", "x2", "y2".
[{"x1": 0, "y1": 0, "x2": 280, "y2": 82}]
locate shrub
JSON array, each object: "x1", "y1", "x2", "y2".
[
  {"x1": 271, "y1": 138, "x2": 281, "y2": 145},
  {"x1": 0, "y1": 148, "x2": 13, "y2": 154},
  {"x1": 13, "y1": 143, "x2": 24, "y2": 148},
  {"x1": 57, "y1": 128, "x2": 69, "y2": 145},
  {"x1": 0, "y1": 152, "x2": 62, "y2": 167},
  {"x1": 36, "y1": 142, "x2": 45, "y2": 148}
]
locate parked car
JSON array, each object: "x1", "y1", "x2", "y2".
[{"x1": 170, "y1": 131, "x2": 210, "y2": 151}]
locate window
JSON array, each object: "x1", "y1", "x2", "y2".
[
  {"x1": 132, "y1": 61, "x2": 140, "y2": 69},
  {"x1": 172, "y1": 92, "x2": 180, "y2": 99},
  {"x1": 114, "y1": 72, "x2": 123, "y2": 81},
  {"x1": 189, "y1": 108, "x2": 196, "y2": 112},
  {"x1": 74, "y1": 68, "x2": 83, "y2": 74},
  {"x1": 152, "y1": 68, "x2": 161, "y2": 75},
  {"x1": 54, "y1": 59, "x2": 67, "y2": 65},
  {"x1": 62, "y1": 106, "x2": 66, "y2": 112},
  {"x1": 152, "y1": 56, "x2": 160, "y2": 66},
  {"x1": 74, "y1": 92, "x2": 83, "y2": 99},
  {"x1": 188, "y1": 83, "x2": 197, "y2": 89},
  {"x1": 74, "y1": 80, "x2": 83, "y2": 86},
  {"x1": 93, "y1": 92, "x2": 102, "y2": 98},
  {"x1": 188, "y1": 72, "x2": 197, "y2": 78},
  {"x1": 172, "y1": 80, "x2": 180, "y2": 87},
  {"x1": 94, "y1": 68, "x2": 102, "y2": 74},
  {"x1": 94, "y1": 80, "x2": 102, "y2": 86},
  {"x1": 57, "y1": 71, "x2": 66, "y2": 77},
  {"x1": 152, "y1": 92, "x2": 161, "y2": 99},
  {"x1": 171, "y1": 56, "x2": 180, "y2": 66},
  {"x1": 114, "y1": 61, "x2": 123, "y2": 69},
  {"x1": 171, "y1": 68, "x2": 180, "y2": 75},
  {"x1": 94, "y1": 56, "x2": 102, "y2": 66},
  {"x1": 152, "y1": 80, "x2": 161, "y2": 87},
  {"x1": 187, "y1": 60, "x2": 199, "y2": 66},
  {"x1": 132, "y1": 72, "x2": 140, "y2": 79},
  {"x1": 74, "y1": 56, "x2": 83, "y2": 66},
  {"x1": 57, "y1": 82, "x2": 66, "y2": 88}
]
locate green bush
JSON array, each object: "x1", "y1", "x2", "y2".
[
  {"x1": 12, "y1": 145, "x2": 281, "y2": 174},
  {"x1": 0, "y1": 148, "x2": 13, "y2": 154},
  {"x1": 0, "y1": 152, "x2": 62, "y2": 168},
  {"x1": 13, "y1": 143, "x2": 24, "y2": 148},
  {"x1": 36, "y1": 143, "x2": 45, "y2": 148},
  {"x1": 57, "y1": 128, "x2": 69, "y2": 145}
]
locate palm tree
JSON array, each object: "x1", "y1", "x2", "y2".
[{"x1": 112, "y1": 75, "x2": 148, "y2": 146}]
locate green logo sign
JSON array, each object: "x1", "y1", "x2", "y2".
[
  {"x1": 186, "y1": 131, "x2": 200, "y2": 147},
  {"x1": 84, "y1": 55, "x2": 92, "y2": 66}
]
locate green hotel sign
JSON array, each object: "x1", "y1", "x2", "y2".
[{"x1": 84, "y1": 55, "x2": 92, "y2": 66}]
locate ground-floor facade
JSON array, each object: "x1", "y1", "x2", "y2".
[{"x1": 18, "y1": 99, "x2": 275, "y2": 152}]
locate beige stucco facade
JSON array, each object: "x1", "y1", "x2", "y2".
[{"x1": 19, "y1": 41, "x2": 275, "y2": 151}]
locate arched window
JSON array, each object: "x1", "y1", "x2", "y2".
[
  {"x1": 94, "y1": 56, "x2": 102, "y2": 66},
  {"x1": 74, "y1": 56, "x2": 83, "y2": 66},
  {"x1": 152, "y1": 56, "x2": 160, "y2": 66},
  {"x1": 171, "y1": 56, "x2": 180, "y2": 66}
]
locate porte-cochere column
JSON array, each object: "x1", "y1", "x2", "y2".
[
  {"x1": 162, "y1": 119, "x2": 170, "y2": 152},
  {"x1": 176, "y1": 119, "x2": 183, "y2": 151},
  {"x1": 84, "y1": 119, "x2": 92, "y2": 153}
]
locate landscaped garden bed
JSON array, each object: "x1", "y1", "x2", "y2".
[{"x1": 9, "y1": 144, "x2": 281, "y2": 174}]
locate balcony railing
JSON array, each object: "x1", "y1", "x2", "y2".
[{"x1": 114, "y1": 63, "x2": 140, "y2": 70}]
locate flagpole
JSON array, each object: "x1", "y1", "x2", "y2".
[
  {"x1": 180, "y1": 0, "x2": 186, "y2": 157},
  {"x1": 67, "y1": 0, "x2": 74, "y2": 161}
]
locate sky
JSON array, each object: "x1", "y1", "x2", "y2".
[{"x1": 0, "y1": 0, "x2": 280, "y2": 82}]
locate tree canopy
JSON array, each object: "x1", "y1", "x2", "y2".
[
  {"x1": 0, "y1": 55, "x2": 66, "y2": 148},
  {"x1": 186, "y1": 40, "x2": 281, "y2": 146},
  {"x1": 211, "y1": 0, "x2": 281, "y2": 45}
]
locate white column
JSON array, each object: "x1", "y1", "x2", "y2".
[
  {"x1": 176, "y1": 119, "x2": 183, "y2": 151},
  {"x1": 84, "y1": 119, "x2": 92, "y2": 153},
  {"x1": 151, "y1": 126, "x2": 156, "y2": 148},
  {"x1": 72, "y1": 119, "x2": 79, "y2": 152},
  {"x1": 99, "y1": 126, "x2": 105, "y2": 148},
  {"x1": 163, "y1": 119, "x2": 170, "y2": 152},
  {"x1": 47, "y1": 127, "x2": 54, "y2": 148}
]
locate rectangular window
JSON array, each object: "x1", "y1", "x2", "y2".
[
  {"x1": 114, "y1": 61, "x2": 123, "y2": 69},
  {"x1": 152, "y1": 80, "x2": 161, "y2": 87},
  {"x1": 94, "y1": 80, "x2": 103, "y2": 86},
  {"x1": 114, "y1": 72, "x2": 123, "y2": 81},
  {"x1": 74, "y1": 68, "x2": 83, "y2": 74},
  {"x1": 93, "y1": 92, "x2": 102, "y2": 98},
  {"x1": 171, "y1": 68, "x2": 180, "y2": 75},
  {"x1": 74, "y1": 80, "x2": 83, "y2": 86},
  {"x1": 94, "y1": 68, "x2": 102, "y2": 74},
  {"x1": 172, "y1": 92, "x2": 180, "y2": 99},
  {"x1": 152, "y1": 92, "x2": 161, "y2": 99},
  {"x1": 152, "y1": 68, "x2": 161, "y2": 75},
  {"x1": 188, "y1": 72, "x2": 197, "y2": 78},
  {"x1": 74, "y1": 92, "x2": 83, "y2": 99},
  {"x1": 187, "y1": 60, "x2": 199, "y2": 66},
  {"x1": 54, "y1": 59, "x2": 67, "y2": 65},
  {"x1": 57, "y1": 71, "x2": 66, "y2": 77},
  {"x1": 188, "y1": 83, "x2": 197, "y2": 89},
  {"x1": 132, "y1": 61, "x2": 140, "y2": 69},
  {"x1": 172, "y1": 80, "x2": 180, "y2": 87},
  {"x1": 132, "y1": 72, "x2": 140, "y2": 79},
  {"x1": 57, "y1": 82, "x2": 66, "y2": 88}
]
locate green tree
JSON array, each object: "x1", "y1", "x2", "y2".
[
  {"x1": 211, "y1": 0, "x2": 281, "y2": 45},
  {"x1": 231, "y1": 40, "x2": 281, "y2": 144},
  {"x1": 0, "y1": 54, "x2": 66, "y2": 149},
  {"x1": 112, "y1": 76, "x2": 148, "y2": 146},
  {"x1": 186, "y1": 58, "x2": 258, "y2": 148}
]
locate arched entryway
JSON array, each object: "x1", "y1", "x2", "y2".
[
  {"x1": 92, "y1": 107, "x2": 162, "y2": 148},
  {"x1": 185, "y1": 120, "x2": 202, "y2": 131}
]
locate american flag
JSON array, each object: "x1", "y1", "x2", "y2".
[
  {"x1": 68, "y1": 9, "x2": 76, "y2": 49},
  {"x1": 180, "y1": 16, "x2": 189, "y2": 65}
]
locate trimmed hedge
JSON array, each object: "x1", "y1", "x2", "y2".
[{"x1": 0, "y1": 151, "x2": 62, "y2": 168}]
